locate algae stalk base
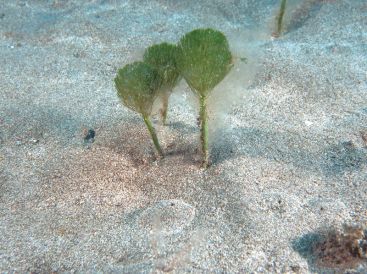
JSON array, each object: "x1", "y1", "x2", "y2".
[
  {"x1": 160, "y1": 92, "x2": 170, "y2": 125},
  {"x1": 199, "y1": 95, "x2": 209, "y2": 168},
  {"x1": 276, "y1": 0, "x2": 287, "y2": 36},
  {"x1": 143, "y1": 115, "x2": 164, "y2": 157}
]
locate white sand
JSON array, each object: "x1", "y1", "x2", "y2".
[{"x1": 0, "y1": 0, "x2": 366, "y2": 272}]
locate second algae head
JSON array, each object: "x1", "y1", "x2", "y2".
[
  {"x1": 114, "y1": 61, "x2": 162, "y2": 117},
  {"x1": 143, "y1": 43, "x2": 181, "y2": 124},
  {"x1": 114, "y1": 61, "x2": 164, "y2": 157},
  {"x1": 143, "y1": 42, "x2": 181, "y2": 91},
  {"x1": 175, "y1": 28, "x2": 233, "y2": 97}
]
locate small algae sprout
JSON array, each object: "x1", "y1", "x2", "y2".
[
  {"x1": 275, "y1": 0, "x2": 287, "y2": 37},
  {"x1": 115, "y1": 61, "x2": 164, "y2": 157},
  {"x1": 176, "y1": 28, "x2": 233, "y2": 168},
  {"x1": 143, "y1": 43, "x2": 181, "y2": 125}
]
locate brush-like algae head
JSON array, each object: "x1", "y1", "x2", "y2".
[
  {"x1": 175, "y1": 28, "x2": 233, "y2": 97},
  {"x1": 143, "y1": 42, "x2": 181, "y2": 92},
  {"x1": 114, "y1": 61, "x2": 162, "y2": 117}
]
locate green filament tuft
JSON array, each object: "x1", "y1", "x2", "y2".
[
  {"x1": 114, "y1": 61, "x2": 164, "y2": 157},
  {"x1": 176, "y1": 28, "x2": 233, "y2": 168},
  {"x1": 143, "y1": 43, "x2": 181, "y2": 125}
]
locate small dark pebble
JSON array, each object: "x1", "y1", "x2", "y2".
[
  {"x1": 73, "y1": 51, "x2": 86, "y2": 58},
  {"x1": 0, "y1": 13, "x2": 5, "y2": 19},
  {"x1": 83, "y1": 129, "x2": 95, "y2": 143},
  {"x1": 240, "y1": 57, "x2": 248, "y2": 63},
  {"x1": 342, "y1": 140, "x2": 354, "y2": 149}
]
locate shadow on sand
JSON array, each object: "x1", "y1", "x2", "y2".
[{"x1": 211, "y1": 126, "x2": 367, "y2": 178}]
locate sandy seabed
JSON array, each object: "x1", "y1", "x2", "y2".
[{"x1": 0, "y1": 0, "x2": 366, "y2": 273}]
